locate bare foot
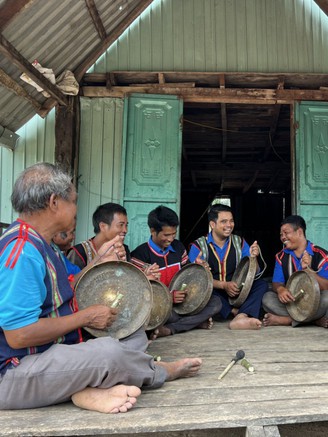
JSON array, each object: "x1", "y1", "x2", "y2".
[
  {"x1": 147, "y1": 328, "x2": 159, "y2": 345},
  {"x1": 229, "y1": 313, "x2": 262, "y2": 330},
  {"x1": 231, "y1": 308, "x2": 239, "y2": 317},
  {"x1": 71, "y1": 384, "x2": 141, "y2": 414},
  {"x1": 156, "y1": 357, "x2": 202, "y2": 380},
  {"x1": 263, "y1": 313, "x2": 292, "y2": 327},
  {"x1": 314, "y1": 316, "x2": 328, "y2": 328},
  {"x1": 197, "y1": 317, "x2": 214, "y2": 330},
  {"x1": 156, "y1": 325, "x2": 172, "y2": 337}
]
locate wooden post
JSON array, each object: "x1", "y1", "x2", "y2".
[{"x1": 55, "y1": 96, "x2": 80, "y2": 182}]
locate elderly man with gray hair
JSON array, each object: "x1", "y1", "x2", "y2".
[{"x1": 0, "y1": 162, "x2": 202, "y2": 413}]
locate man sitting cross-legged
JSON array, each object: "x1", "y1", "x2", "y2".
[
  {"x1": 189, "y1": 204, "x2": 268, "y2": 330},
  {"x1": 131, "y1": 205, "x2": 222, "y2": 337},
  {"x1": 0, "y1": 163, "x2": 202, "y2": 414},
  {"x1": 263, "y1": 215, "x2": 328, "y2": 328}
]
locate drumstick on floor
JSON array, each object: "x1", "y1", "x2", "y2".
[{"x1": 218, "y1": 350, "x2": 245, "y2": 380}]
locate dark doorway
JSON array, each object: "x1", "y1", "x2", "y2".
[{"x1": 180, "y1": 102, "x2": 292, "y2": 277}]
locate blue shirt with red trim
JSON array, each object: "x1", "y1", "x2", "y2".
[
  {"x1": 273, "y1": 240, "x2": 328, "y2": 283},
  {"x1": 0, "y1": 221, "x2": 81, "y2": 374},
  {"x1": 131, "y1": 238, "x2": 189, "y2": 286}
]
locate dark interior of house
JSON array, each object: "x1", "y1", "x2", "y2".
[{"x1": 180, "y1": 102, "x2": 292, "y2": 277}]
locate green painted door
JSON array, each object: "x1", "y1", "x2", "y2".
[
  {"x1": 295, "y1": 102, "x2": 328, "y2": 250},
  {"x1": 122, "y1": 94, "x2": 183, "y2": 251}
]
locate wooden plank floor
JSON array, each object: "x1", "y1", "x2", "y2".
[{"x1": 1, "y1": 321, "x2": 328, "y2": 436}]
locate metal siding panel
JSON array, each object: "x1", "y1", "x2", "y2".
[
  {"x1": 129, "y1": 17, "x2": 141, "y2": 70},
  {"x1": 245, "y1": 0, "x2": 258, "y2": 70},
  {"x1": 266, "y1": 0, "x2": 279, "y2": 71},
  {"x1": 151, "y1": 0, "x2": 163, "y2": 70},
  {"x1": 0, "y1": 147, "x2": 14, "y2": 224},
  {"x1": 76, "y1": 99, "x2": 94, "y2": 241},
  {"x1": 235, "y1": 0, "x2": 248, "y2": 71},
  {"x1": 183, "y1": 2, "x2": 195, "y2": 70},
  {"x1": 194, "y1": 0, "x2": 205, "y2": 70},
  {"x1": 97, "y1": 0, "x2": 328, "y2": 74},
  {"x1": 0, "y1": 112, "x2": 55, "y2": 224},
  {"x1": 112, "y1": 100, "x2": 125, "y2": 200},
  {"x1": 75, "y1": 97, "x2": 124, "y2": 244},
  {"x1": 162, "y1": 0, "x2": 173, "y2": 67},
  {"x1": 214, "y1": 0, "x2": 227, "y2": 70},
  {"x1": 172, "y1": 0, "x2": 184, "y2": 70},
  {"x1": 203, "y1": 0, "x2": 216, "y2": 70}
]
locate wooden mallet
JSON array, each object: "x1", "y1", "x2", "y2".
[{"x1": 218, "y1": 350, "x2": 245, "y2": 380}]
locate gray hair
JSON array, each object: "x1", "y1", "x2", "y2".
[{"x1": 11, "y1": 162, "x2": 73, "y2": 214}]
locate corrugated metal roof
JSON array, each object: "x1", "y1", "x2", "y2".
[{"x1": 0, "y1": 0, "x2": 154, "y2": 132}]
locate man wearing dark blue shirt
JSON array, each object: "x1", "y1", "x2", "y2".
[
  {"x1": 131, "y1": 205, "x2": 221, "y2": 336},
  {"x1": 189, "y1": 204, "x2": 268, "y2": 330},
  {"x1": 263, "y1": 215, "x2": 328, "y2": 327}
]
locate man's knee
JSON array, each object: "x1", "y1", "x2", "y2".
[
  {"x1": 262, "y1": 291, "x2": 277, "y2": 311},
  {"x1": 209, "y1": 295, "x2": 222, "y2": 314},
  {"x1": 87, "y1": 337, "x2": 127, "y2": 365},
  {"x1": 320, "y1": 290, "x2": 328, "y2": 311}
]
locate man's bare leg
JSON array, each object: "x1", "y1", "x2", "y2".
[
  {"x1": 71, "y1": 385, "x2": 141, "y2": 414},
  {"x1": 156, "y1": 357, "x2": 202, "y2": 380},
  {"x1": 263, "y1": 313, "x2": 292, "y2": 327},
  {"x1": 314, "y1": 316, "x2": 328, "y2": 328},
  {"x1": 229, "y1": 313, "x2": 262, "y2": 330}
]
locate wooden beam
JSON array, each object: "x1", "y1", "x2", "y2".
[
  {"x1": 0, "y1": 0, "x2": 34, "y2": 31},
  {"x1": 158, "y1": 73, "x2": 165, "y2": 84},
  {"x1": 74, "y1": 0, "x2": 155, "y2": 82},
  {"x1": 39, "y1": 98, "x2": 59, "y2": 118},
  {"x1": 314, "y1": 0, "x2": 328, "y2": 17},
  {"x1": 85, "y1": 0, "x2": 107, "y2": 41},
  {"x1": 0, "y1": 66, "x2": 43, "y2": 114},
  {"x1": 0, "y1": 34, "x2": 68, "y2": 106},
  {"x1": 131, "y1": 82, "x2": 196, "y2": 88},
  {"x1": 243, "y1": 169, "x2": 259, "y2": 193},
  {"x1": 81, "y1": 85, "x2": 328, "y2": 104}
]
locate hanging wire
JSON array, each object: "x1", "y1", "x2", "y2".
[
  {"x1": 182, "y1": 200, "x2": 213, "y2": 244},
  {"x1": 183, "y1": 118, "x2": 289, "y2": 165}
]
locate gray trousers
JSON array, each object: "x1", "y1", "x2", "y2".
[
  {"x1": 0, "y1": 328, "x2": 166, "y2": 410},
  {"x1": 262, "y1": 290, "x2": 328, "y2": 325},
  {"x1": 166, "y1": 294, "x2": 222, "y2": 334}
]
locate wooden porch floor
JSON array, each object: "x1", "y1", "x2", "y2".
[{"x1": 1, "y1": 321, "x2": 328, "y2": 436}]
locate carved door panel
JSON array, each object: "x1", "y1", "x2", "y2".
[
  {"x1": 295, "y1": 102, "x2": 328, "y2": 249},
  {"x1": 122, "y1": 94, "x2": 183, "y2": 251}
]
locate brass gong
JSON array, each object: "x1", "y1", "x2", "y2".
[
  {"x1": 169, "y1": 263, "x2": 213, "y2": 315},
  {"x1": 229, "y1": 256, "x2": 257, "y2": 307},
  {"x1": 75, "y1": 261, "x2": 152, "y2": 339},
  {"x1": 286, "y1": 270, "x2": 320, "y2": 322},
  {"x1": 146, "y1": 280, "x2": 172, "y2": 331}
]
